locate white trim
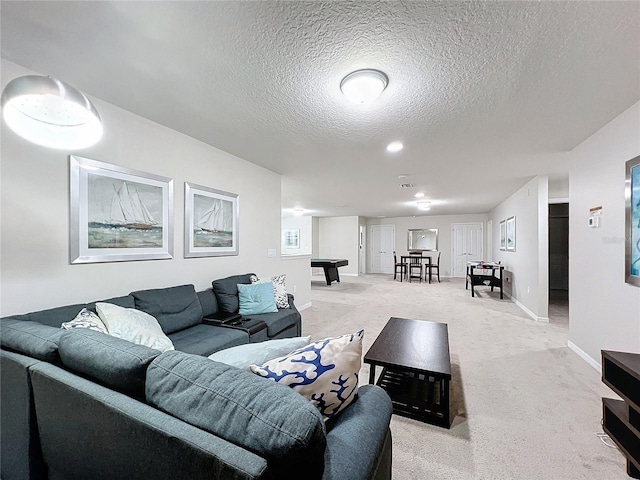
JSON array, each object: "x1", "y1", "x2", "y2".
[
  {"x1": 296, "y1": 301, "x2": 312, "y2": 311},
  {"x1": 548, "y1": 197, "x2": 569, "y2": 204},
  {"x1": 281, "y1": 254, "x2": 311, "y2": 260},
  {"x1": 567, "y1": 341, "x2": 601, "y2": 372},
  {"x1": 504, "y1": 291, "x2": 549, "y2": 323},
  {"x1": 341, "y1": 273, "x2": 359, "y2": 277}
]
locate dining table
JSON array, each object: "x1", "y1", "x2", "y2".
[{"x1": 400, "y1": 254, "x2": 433, "y2": 282}]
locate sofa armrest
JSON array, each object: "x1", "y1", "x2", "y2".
[
  {"x1": 30, "y1": 362, "x2": 268, "y2": 480},
  {"x1": 322, "y1": 385, "x2": 393, "y2": 480}
]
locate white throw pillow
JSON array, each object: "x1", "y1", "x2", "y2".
[
  {"x1": 208, "y1": 336, "x2": 311, "y2": 369},
  {"x1": 250, "y1": 330, "x2": 363, "y2": 420},
  {"x1": 61, "y1": 308, "x2": 108, "y2": 334},
  {"x1": 95, "y1": 302, "x2": 174, "y2": 352}
]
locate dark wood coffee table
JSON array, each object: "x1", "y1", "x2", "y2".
[{"x1": 364, "y1": 317, "x2": 452, "y2": 428}]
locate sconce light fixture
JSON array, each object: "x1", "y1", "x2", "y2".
[{"x1": 1, "y1": 75, "x2": 103, "y2": 150}]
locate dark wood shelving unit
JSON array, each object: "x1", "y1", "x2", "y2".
[{"x1": 602, "y1": 350, "x2": 640, "y2": 478}]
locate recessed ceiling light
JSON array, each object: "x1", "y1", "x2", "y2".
[
  {"x1": 340, "y1": 69, "x2": 388, "y2": 104},
  {"x1": 415, "y1": 192, "x2": 425, "y2": 198},
  {"x1": 417, "y1": 200, "x2": 431, "y2": 210},
  {"x1": 386, "y1": 141, "x2": 403, "y2": 153}
]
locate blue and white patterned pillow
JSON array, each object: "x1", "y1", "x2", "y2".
[
  {"x1": 250, "y1": 330, "x2": 364, "y2": 420},
  {"x1": 61, "y1": 308, "x2": 108, "y2": 334}
]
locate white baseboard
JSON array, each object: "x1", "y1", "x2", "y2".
[
  {"x1": 297, "y1": 302, "x2": 312, "y2": 311},
  {"x1": 567, "y1": 341, "x2": 601, "y2": 373},
  {"x1": 505, "y1": 292, "x2": 549, "y2": 323}
]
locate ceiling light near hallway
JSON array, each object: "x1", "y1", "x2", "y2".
[
  {"x1": 340, "y1": 69, "x2": 388, "y2": 104},
  {"x1": 293, "y1": 206, "x2": 305, "y2": 216},
  {"x1": 386, "y1": 141, "x2": 403, "y2": 153},
  {"x1": 415, "y1": 192, "x2": 425, "y2": 198},
  {"x1": 417, "y1": 200, "x2": 431, "y2": 210}
]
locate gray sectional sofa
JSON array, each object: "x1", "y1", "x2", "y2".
[{"x1": 0, "y1": 273, "x2": 393, "y2": 480}]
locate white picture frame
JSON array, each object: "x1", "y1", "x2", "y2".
[
  {"x1": 70, "y1": 156, "x2": 174, "y2": 264},
  {"x1": 184, "y1": 182, "x2": 239, "y2": 258},
  {"x1": 506, "y1": 216, "x2": 516, "y2": 252}
]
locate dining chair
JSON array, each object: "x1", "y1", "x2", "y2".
[
  {"x1": 393, "y1": 251, "x2": 407, "y2": 281},
  {"x1": 408, "y1": 254, "x2": 423, "y2": 283},
  {"x1": 425, "y1": 251, "x2": 441, "y2": 283}
]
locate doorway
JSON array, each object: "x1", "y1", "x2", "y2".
[
  {"x1": 549, "y1": 203, "x2": 569, "y2": 322},
  {"x1": 359, "y1": 226, "x2": 366, "y2": 274},
  {"x1": 370, "y1": 225, "x2": 395, "y2": 274},
  {"x1": 451, "y1": 223, "x2": 484, "y2": 277}
]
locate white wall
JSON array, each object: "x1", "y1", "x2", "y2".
[
  {"x1": 367, "y1": 213, "x2": 489, "y2": 277},
  {"x1": 1, "y1": 60, "x2": 311, "y2": 315},
  {"x1": 491, "y1": 176, "x2": 550, "y2": 321},
  {"x1": 568, "y1": 102, "x2": 640, "y2": 367},
  {"x1": 317, "y1": 216, "x2": 359, "y2": 276}
]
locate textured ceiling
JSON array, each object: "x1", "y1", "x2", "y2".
[{"x1": 1, "y1": 1, "x2": 639, "y2": 217}]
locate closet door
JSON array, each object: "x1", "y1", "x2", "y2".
[{"x1": 451, "y1": 223, "x2": 483, "y2": 277}]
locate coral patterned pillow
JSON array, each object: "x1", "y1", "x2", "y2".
[{"x1": 250, "y1": 330, "x2": 363, "y2": 420}]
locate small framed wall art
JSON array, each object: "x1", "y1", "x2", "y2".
[
  {"x1": 506, "y1": 216, "x2": 516, "y2": 252},
  {"x1": 70, "y1": 156, "x2": 174, "y2": 264},
  {"x1": 184, "y1": 182, "x2": 239, "y2": 258}
]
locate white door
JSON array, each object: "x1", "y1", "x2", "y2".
[
  {"x1": 359, "y1": 226, "x2": 366, "y2": 274},
  {"x1": 371, "y1": 225, "x2": 395, "y2": 274},
  {"x1": 452, "y1": 223, "x2": 484, "y2": 277}
]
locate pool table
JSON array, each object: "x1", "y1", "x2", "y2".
[{"x1": 311, "y1": 258, "x2": 349, "y2": 285}]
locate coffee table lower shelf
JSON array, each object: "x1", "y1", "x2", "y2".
[{"x1": 376, "y1": 367, "x2": 450, "y2": 428}]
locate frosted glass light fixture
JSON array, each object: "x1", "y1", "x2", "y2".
[
  {"x1": 386, "y1": 141, "x2": 403, "y2": 153},
  {"x1": 417, "y1": 200, "x2": 431, "y2": 211},
  {"x1": 340, "y1": 69, "x2": 388, "y2": 104},
  {"x1": 1, "y1": 75, "x2": 103, "y2": 150},
  {"x1": 293, "y1": 206, "x2": 305, "y2": 216}
]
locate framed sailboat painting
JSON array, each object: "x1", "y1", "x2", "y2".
[
  {"x1": 184, "y1": 182, "x2": 239, "y2": 258},
  {"x1": 70, "y1": 156, "x2": 174, "y2": 263}
]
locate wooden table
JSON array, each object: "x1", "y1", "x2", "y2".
[
  {"x1": 311, "y1": 258, "x2": 348, "y2": 285},
  {"x1": 400, "y1": 255, "x2": 432, "y2": 282},
  {"x1": 363, "y1": 317, "x2": 451, "y2": 428}
]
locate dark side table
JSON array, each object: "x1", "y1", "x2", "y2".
[
  {"x1": 466, "y1": 262, "x2": 504, "y2": 299},
  {"x1": 203, "y1": 315, "x2": 268, "y2": 342}
]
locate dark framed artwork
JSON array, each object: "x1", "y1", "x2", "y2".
[
  {"x1": 184, "y1": 182, "x2": 239, "y2": 258},
  {"x1": 70, "y1": 156, "x2": 174, "y2": 264},
  {"x1": 625, "y1": 155, "x2": 640, "y2": 286}
]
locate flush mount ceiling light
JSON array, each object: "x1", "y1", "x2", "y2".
[
  {"x1": 415, "y1": 192, "x2": 425, "y2": 198},
  {"x1": 1, "y1": 75, "x2": 103, "y2": 150},
  {"x1": 417, "y1": 200, "x2": 431, "y2": 211},
  {"x1": 292, "y1": 206, "x2": 305, "y2": 216},
  {"x1": 386, "y1": 141, "x2": 403, "y2": 153},
  {"x1": 340, "y1": 69, "x2": 388, "y2": 104}
]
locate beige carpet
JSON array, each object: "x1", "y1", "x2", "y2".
[{"x1": 302, "y1": 274, "x2": 627, "y2": 480}]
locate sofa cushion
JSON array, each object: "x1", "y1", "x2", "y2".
[
  {"x1": 0, "y1": 319, "x2": 63, "y2": 363},
  {"x1": 207, "y1": 336, "x2": 311, "y2": 369},
  {"x1": 212, "y1": 274, "x2": 254, "y2": 313},
  {"x1": 14, "y1": 295, "x2": 135, "y2": 328},
  {"x1": 250, "y1": 331, "x2": 364, "y2": 420},
  {"x1": 168, "y1": 324, "x2": 247, "y2": 357},
  {"x1": 132, "y1": 285, "x2": 203, "y2": 334},
  {"x1": 250, "y1": 308, "x2": 301, "y2": 337},
  {"x1": 58, "y1": 329, "x2": 161, "y2": 398},
  {"x1": 237, "y1": 283, "x2": 278, "y2": 315},
  {"x1": 146, "y1": 351, "x2": 327, "y2": 478},
  {"x1": 196, "y1": 289, "x2": 219, "y2": 317},
  {"x1": 95, "y1": 303, "x2": 174, "y2": 352}
]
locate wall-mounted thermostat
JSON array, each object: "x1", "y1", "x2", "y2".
[{"x1": 588, "y1": 216, "x2": 600, "y2": 228}]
